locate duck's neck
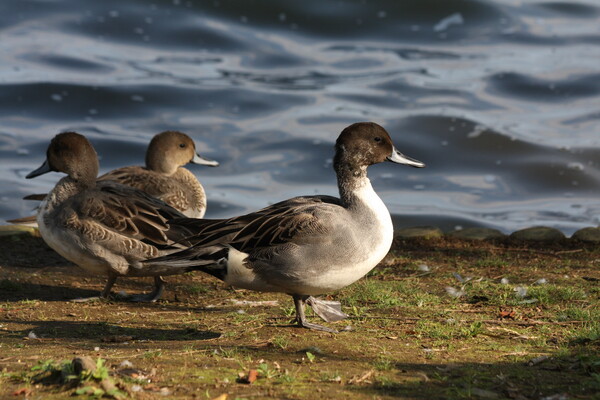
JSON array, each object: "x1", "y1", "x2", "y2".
[
  {"x1": 146, "y1": 156, "x2": 178, "y2": 176},
  {"x1": 334, "y1": 160, "x2": 373, "y2": 208}
]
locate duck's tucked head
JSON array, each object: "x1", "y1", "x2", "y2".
[
  {"x1": 146, "y1": 131, "x2": 219, "y2": 175},
  {"x1": 27, "y1": 132, "x2": 99, "y2": 184},
  {"x1": 335, "y1": 122, "x2": 425, "y2": 170}
]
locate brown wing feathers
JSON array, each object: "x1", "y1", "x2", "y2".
[
  {"x1": 166, "y1": 195, "x2": 342, "y2": 252},
  {"x1": 74, "y1": 182, "x2": 185, "y2": 246}
]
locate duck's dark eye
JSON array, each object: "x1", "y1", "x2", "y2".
[
  {"x1": 179, "y1": 143, "x2": 186, "y2": 148},
  {"x1": 374, "y1": 137, "x2": 382, "y2": 143}
]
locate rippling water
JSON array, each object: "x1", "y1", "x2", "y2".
[{"x1": 1, "y1": 0, "x2": 598, "y2": 234}]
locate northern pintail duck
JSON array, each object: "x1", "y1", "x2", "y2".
[
  {"x1": 27, "y1": 132, "x2": 198, "y2": 302},
  {"x1": 9, "y1": 130, "x2": 218, "y2": 226},
  {"x1": 98, "y1": 130, "x2": 218, "y2": 218},
  {"x1": 145, "y1": 122, "x2": 425, "y2": 332}
]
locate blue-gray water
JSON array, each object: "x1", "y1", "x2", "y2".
[{"x1": 1, "y1": 0, "x2": 599, "y2": 234}]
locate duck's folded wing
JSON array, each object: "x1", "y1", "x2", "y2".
[
  {"x1": 169, "y1": 195, "x2": 343, "y2": 251},
  {"x1": 73, "y1": 181, "x2": 187, "y2": 246}
]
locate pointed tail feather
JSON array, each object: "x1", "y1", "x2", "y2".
[
  {"x1": 7, "y1": 215, "x2": 38, "y2": 226},
  {"x1": 138, "y1": 245, "x2": 229, "y2": 280},
  {"x1": 24, "y1": 193, "x2": 47, "y2": 201}
]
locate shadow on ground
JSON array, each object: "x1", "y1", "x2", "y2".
[{"x1": 2, "y1": 319, "x2": 221, "y2": 342}]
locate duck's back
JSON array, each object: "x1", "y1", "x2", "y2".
[{"x1": 99, "y1": 166, "x2": 206, "y2": 218}]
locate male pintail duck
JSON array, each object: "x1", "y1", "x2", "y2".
[
  {"x1": 27, "y1": 132, "x2": 200, "y2": 302},
  {"x1": 144, "y1": 122, "x2": 425, "y2": 332},
  {"x1": 9, "y1": 130, "x2": 218, "y2": 226}
]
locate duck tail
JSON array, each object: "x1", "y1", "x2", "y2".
[
  {"x1": 6, "y1": 215, "x2": 38, "y2": 226},
  {"x1": 138, "y1": 245, "x2": 229, "y2": 280}
]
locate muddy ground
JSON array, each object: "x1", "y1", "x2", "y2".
[{"x1": 1, "y1": 231, "x2": 599, "y2": 399}]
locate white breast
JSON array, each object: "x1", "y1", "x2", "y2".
[{"x1": 308, "y1": 179, "x2": 393, "y2": 293}]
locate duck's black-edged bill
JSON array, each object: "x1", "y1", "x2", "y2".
[
  {"x1": 387, "y1": 147, "x2": 425, "y2": 168},
  {"x1": 26, "y1": 159, "x2": 52, "y2": 179},
  {"x1": 192, "y1": 152, "x2": 219, "y2": 167}
]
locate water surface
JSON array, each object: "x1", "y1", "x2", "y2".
[{"x1": 1, "y1": 0, "x2": 599, "y2": 234}]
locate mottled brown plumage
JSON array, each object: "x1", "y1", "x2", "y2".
[
  {"x1": 98, "y1": 130, "x2": 218, "y2": 218},
  {"x1": 26, "y1": 132, "x2": 197, "y2": 302}
]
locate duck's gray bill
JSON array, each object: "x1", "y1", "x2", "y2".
[
  {"x1": 387, "y1": 148, "x2": 425, "y2": 168},
  {"x1": 26, "y1": 159, "x2": 52, "y2": 179},
  {"x1": 192, "y1": 152, "x2": 219, "y2": 167}
]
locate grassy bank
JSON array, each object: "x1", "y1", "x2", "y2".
[{"x1": 1, "y1": 232, "x2": 599, "y2": 399}]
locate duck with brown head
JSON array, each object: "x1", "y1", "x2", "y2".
[
  {"x1": 27, "y1": 132, "x2": 203, "y2": 302},
  {"x1": 99, "y1": 130, "x2": 218, "y2": 218},
  {"x1": 144, "y1": 122, "x2": 425, "y2": 332}
]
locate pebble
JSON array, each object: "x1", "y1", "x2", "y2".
[
  {"x1": 510, "y1": 226, "x2": 565, "y2": 241},
  {"x1": 394, "y1": 226, "x2": 443, "y2": 239},
  {"x1": 571, "y1": 227, "x2": 600, "y2": 243},
  {"x1": 447, "y1": 227, "x2": 506, "y2": 240},
  {"x1": 417, "y1": 264, "x2": 430, "y2": 272}
]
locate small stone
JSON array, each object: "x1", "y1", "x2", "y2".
[
  {"x1": 571, "y1": 227, "x2": 600, "y2": 243},
  {"x1": 447, "y1": 227, "x2": 506, "y2": 240},
  {"x1": 500, "y1": 278, "x2": 510, "y2": 285},
  {"x1": 394, "y1": 226, "x2": 443, "y2": 239},
  {"x1": 510, "y1": 226, "x2": 565, "y2": 241},
  {"x1": 534, "y1": 278, "x2": 547, "y2": 285},
  {"x1": 27, "y1": 331, "x2": 38, "y2": 339},
  {"x1": 417, "y1": 264, "x2": 430, "y2": 272},
  {"x1": 119, "y1": 360, "x2": 134, "y2": 368}
]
